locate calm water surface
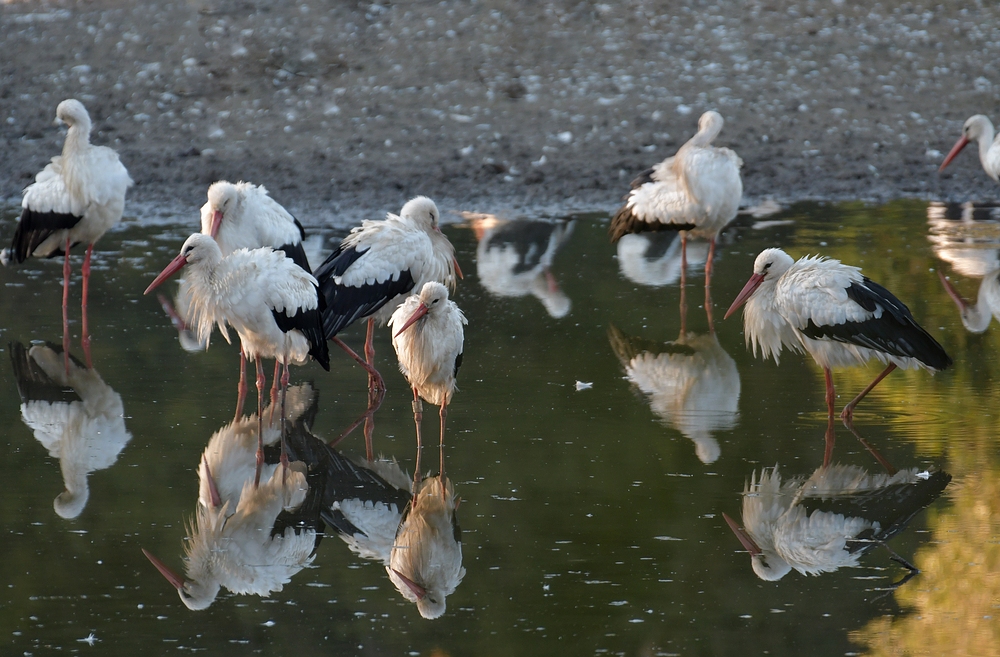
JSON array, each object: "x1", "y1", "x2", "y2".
[{"x1": 1, "y1": 200, "x2": 997, "y2": 656}]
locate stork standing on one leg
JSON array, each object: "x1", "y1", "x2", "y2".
[
  {"x1": 145, "y1": 234, "x2": 329, "y2": 485},
  {"x1": 724, "y1": 248, "x2": 952, "y2": 423},
  {"x1": 608, "y1": 110, "x2": 742, "y2": 291},
  {"x1": 1, "y1": 99, "x2": 132, "y2": 368},
  {"x1": 388, "y1": 281, "x2": 466, "y2": 487}
]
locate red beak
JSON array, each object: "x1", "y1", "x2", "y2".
[
  {"x1": 391, "y1": 568, "x2": 427, "y2": 600},
  {"x1": 722, "y1": 512, "x2": 762, "y2": 557},
  {"x1": 202, "y1": 455, "x2": 222, "y2": 508},
  {"x1": 394, "y1": 302, "x2": 429, "y2": 337},
  {"x1": 724, "y1": 272, "x2": 765, "y2": 319},
  {"x1": 453, "y1": 256, "x2": 464, "y2": 280},
  {"x1": 939, "y1": 135, "x2": 970, "y2": 172},
  {"x1": 938, "y1": 270, "x2": 969, "y2": 311},
  {"x1": 210, "y1": 210, "x2": 223, "y2": 238},
  {"x1": 144, "y1": 253, "x2": 188, "y2": 295},
  {"x1": 142, "y1": 548, "x2": 186, "y2": 590}
]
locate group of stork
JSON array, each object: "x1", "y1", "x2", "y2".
[{"x1": 4, "y1": 97, "x2": 993, "y2": 594}]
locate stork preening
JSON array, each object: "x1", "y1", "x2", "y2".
[
  {"x1": 314, "y1": 197, "x2": 461, "y2": 397},
  {"x1": 939, "y1": 114, "x2": 1000, "y2": 182},
  {"x1": 10, "y1": 341, "x2": 132, "y2": 519},
  {"x1": 387, "y1": 473, "x2": 465, "y2": 619},
  {"x1": 723, "y1": 464, "x2": 950, "y2": 581},
  {"x1": 609, "y1": 110, "x2": 742, "y2": 290},
  {"x1": 388, "y1": 282, "x2": 466, "y2": 485},
  {"x1": 144, "y1": 234, "x2": 329, "y2": 485},
  {"x1": 1, "y1": 99, "x2": 132, "y2": 367},
  {"x1": 142, "y1": 462, "x2": 317, "y2": 610},
  {"x1": 471, "y1": 214, "x2": 574, "y2": 319},
  {"x1": 724, "y1": 248, "x2": 952, "y2": 423}
]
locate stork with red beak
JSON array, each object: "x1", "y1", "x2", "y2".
[{"x1": 939, "y1": 114, "x2": 1000, "y2": 182}]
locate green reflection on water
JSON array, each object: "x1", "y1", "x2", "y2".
[{"x1": 0, "y1": 200, "x2": 994, "y2": 656}]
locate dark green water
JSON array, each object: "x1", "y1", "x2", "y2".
[{"x1": 1, "y1": 200, "x2": 997, "y2": 656}]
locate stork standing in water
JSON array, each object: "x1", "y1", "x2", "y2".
[
  {"x1": 145, "y1": 234, "x2": 329, "y2": 485},
  {"x1": 609, "y1": 110, "x2": 742, "y2": 291},
  {"x1": 388, "y1": 281, "x2": 466, "y2": 485},
  {"x1": 1, "y1": 99, "x2": 132, "y2": 368},
  {"x1": 725, "y1": 248, "x2": 952, "y2": 423},
  {"x1": 722, "y1": 464, "x2": 950, "y2": 581},
  {"x1": 939, "y1": 114, "x2": 1000, "y2": 181},
  {"x1": 191, "y1": 180, "x2": 310, "y2": 417}
]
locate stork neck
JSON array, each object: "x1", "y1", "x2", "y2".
[
  {"x1": 63, "y1": 120, "x2": 92, "y2": 156},
  {"x1": 978, "y1": 122, "x2": 997, "y2": 165}
]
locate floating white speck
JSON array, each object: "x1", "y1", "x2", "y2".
[
  {"x1": 263, "y1": 620, "x2": 276, "y2": 627},
  {"x1": 609, "y1": 600, "x2": 628, "y2": 606},
  {"x1": 532, "y1": 155, "x2": 546, "y2": 167},
  {"x1": 575, "y1": 381, "x2": 593, "y2": 391},
  {"x1": 916, "y1": 471, "x2": 931, "y2": 480},
  {"x1": 654, "y1": 536, "x2": 683, "y2": 541},
  {"x1": 77, "y1": 633, "x2": 98, "y2": 646}
]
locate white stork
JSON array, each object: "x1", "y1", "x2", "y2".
[
  {"x1": 609, "y1": 110, "x2": 742, "y2": 289},
  {"x1": 144, "y1": 234, "x2": 330, "y2": 484},
  {"x1": 314, "y1": 196, "x2": 461, "y2": 399},
  {"x1": 616, "y1": 232, "x2": 710, "y2": 288},
  {"x1": 10, "y1": 341, "x2": 132, "y2": 519},
  {"x1": 387, "y1": 473, "x2": 465, "y2": 620},
  {"x1": 724, "y1": 248, "x2": 952, "y2": 422},
  {"x1": 470, "y1": 213, "x2": 574, "y2": 318},
  {"x1": 723, "y1": 464, "x2": 950, "y2": 581},
  {"x1": 142, "y1": 462, "x2": 317, "y2": 610},
  {"x1": 939, "y1": 114, "x2": 1000, "y2": 181},
  {"x1": 608, "y1": 325, "x2": 739, "y2": 464},
  {"x1": 388, "y1": 282, "x2": 467, "y2": 483},
  {"x1": 939, "y1": 269, "x2": 1000, "y2": 334},
  {"x1": 1, "y1": 99, "x2": 132, "y2": 367}
]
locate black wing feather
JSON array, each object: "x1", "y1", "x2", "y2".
[
  {"x1": 315, "y1": 244, "x2": 416, "y2": 338},
  {"x1": 9, "y1": 341, "x2": 83, "y2": 404},
  {"x1": 5, "y1": 207, "x2": 83, "y2": 263},
  {"x1": 485, "y1": 221, "x2": 558, "y2": 275},
  {"x1": 800, "y1": 278, "x2": 952, "y2": 370},
  {"x1": 270, "y1": 285, "x2": 330, "y2": 371},
  {"x1": 277, "y1": 241, "x2": 312, "y2": 274},
  {"x1": 608, "y1": 202, "x2": 695, "y2": 243}
]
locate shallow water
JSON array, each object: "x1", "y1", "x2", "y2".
[{"x1": 1, "y1": 200, "x2": 998, "y2": 656}]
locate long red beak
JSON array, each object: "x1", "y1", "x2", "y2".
[
  {"x1": 144, "y1": 254, "x2": 188, "y2": 295},
  {"x1": 724, "y1": 273, "x2": 765, "y2": 319},
  {"x1": 202, "y1": 455, "x2": 222, "y2": 508},
  {"x1": 940, "y1": 135, "x2": 970, "y2": 172},
  {"x1": 722, "y1": 512, "x2": 761, "y2": 557},
  {"x1": 394, "y1": 303, "x2": 428, "y2": 337},
  {"x1": 142, "y1": 548, "x2": 186, "y2": 590},
  {"x1": 391, "y1": 568, "x2": 427, "y2": 600},
  {"x1": 938, "y1": 270, "x2": 969, "y2": 311},
  {"x1": 210, "y1": 210, "x2": 223, "y2": 238}
]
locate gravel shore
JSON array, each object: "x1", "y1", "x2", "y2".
[{"x1": 3, "y1": 0, "x2": 1000, "y2": 225}]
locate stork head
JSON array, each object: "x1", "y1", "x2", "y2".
[
  {"x1": 144, "y1": 234, "x2": 222, "y2": 295},
  {"x1": 941, "y1": 114, "x2": 994, "y2": 172},
  {"x1": 722, "y1": 513, "x2": 792, "y2": 581},
  {"x1": 724, "y1": 248, "x2": 794, "y2": 319},
  {"x1": 55, "y1": 99, "x2": 92, "y2": 131},
  {"x1": 141, "y1": 548, "x2": 220, "y2": 611},
  {"x1": 393, "y1": 282, "x2": 450, "y2": 336},
  {"x1": 204, "y1": 181, "x2": 239, "y2": 238},
  {"x1": 54, "y1": 486, "x2": 89, "y2": 519},
  {"x1": 400, "y1": 196, "x2": 441, "y2": 231},
  {"x1": 691, "y1": 110, "x2": 724, "y2": 145}
]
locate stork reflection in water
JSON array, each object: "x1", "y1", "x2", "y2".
[
  {"x1": 10, "y1": 341, "x2": 131, "y2": 519},
  {"x1": 469, "y1": 213, "x2": 574, "y2": 318}
]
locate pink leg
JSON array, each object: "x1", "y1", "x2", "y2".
[
  {"x1": 824, "y1": 367, "x2": 836, "y2": 420},
  {"x1": 279, "y1": 360, "x2": 290, "y2": 483},
  {"x1": 332, "y1": 336, "x2": 386, "y2": 394},
  {"x1": 679, "y1": 233, "x2": 688, "y2": 291},
  {"x1": 705, "y1": 236, "x2": 716, "y2": 290},
  {"x1": 254, "y1": 356, "x2": 265, "y2": 488},
  {"x1": 62, "y1": 237, "x2": 72, "y2": 374},
  {"x1": 328, "y1": 385, "x2": 385, "y2": 449},
  {"x1": 438, "y1": 402, "x2": 448, "y2": 480},
  {"x1": 80, "y1": 244, "x2": 93, "y2": 368},
  {"x1": 270, "y1": 359, "x2": 280, "y2": 408},
  {"x1": 841, "y1": 363, "x2": 897, "y2": 423},
  {"x1": 234, "y1": 349, "x2": 247, "y2": 420},
  {"x1": 411, "y1": 387, "x2": 424, "y2": 497},
  {"x1": 843, "y1": 419, "x2": 898, "y2": 475},
  {"x1": 823, "y1": 414, "x2": 836, "y2": 468}
]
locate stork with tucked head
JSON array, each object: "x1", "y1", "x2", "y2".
[
  {"x1": 145, "y1": 234, "x2": 329, "y2": 485},
  {"x1": 939, "y1": 114, "x2": 1000, "y2": 182},
  {"x1": 609, "y1": 110, "x2": 742, "y2": 291},
  {"x1": 1, "y1": 99, "x2": 132, "y2": 368},
  {"x1": 725, "y1": 248, "x2": 952, "y2": 422}
]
